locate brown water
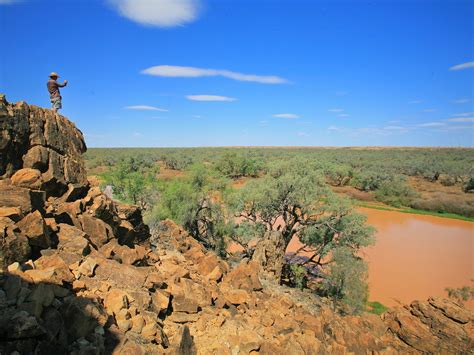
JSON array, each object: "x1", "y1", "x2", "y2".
[
  {"x1": 360, "y1": 208, "x2": 474, "y2": 310},
  {"x1": 233, "y1": 207, "x2": 474, "y2": 309}
]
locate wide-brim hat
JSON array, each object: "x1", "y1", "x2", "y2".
[{"x1": 49, "y1": 72, "x2": 60, "y2": 78}]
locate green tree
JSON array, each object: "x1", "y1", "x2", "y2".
[{"x1": 230, "y1": 165, "x2": 375, "y2": 285}]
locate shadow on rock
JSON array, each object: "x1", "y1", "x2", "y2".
[{"x1": 0, "y1": 271, "x2": 119, "y2": 354}]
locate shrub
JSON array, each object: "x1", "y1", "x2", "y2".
[
  {"x1": 410, "y1": 197, "x2": 474, "y2": 217},
  {"x1": 463, "y1": 177, "x2": 474, "y2": 193},
  {"x1": 351, "y1": 171, "x2": 393, "y2": 192},
  {"x1": 320, "y1": 247, "x2": 369, "y2": 314},
  {"x1": 374, "y1": 177, "x2": 418, "y2": 207},
  {"x1": 146, "y1": 164, "x2": 230, "y2": 256},
  {"x1": 215, "y1": 152, "x2": 263, "y2": 178}
]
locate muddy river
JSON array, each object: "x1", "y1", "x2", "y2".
[
  {"x1": 359, "y1": 207, "x2": 474, "y2": 310},
  {"x1": 235, "y1": 206, "x2": 474, "y2": 309}
]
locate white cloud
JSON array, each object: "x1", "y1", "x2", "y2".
[
  {"x1": 141, "y1": 65, "x2": 288, "y2": 84},
  {"x1": 417, "y1": 122, "x2": 446, "y2": 127},
  {"x1": 452, "y1": 98, "x2": 471, "y2": 104},
  {"x1": 328, "y1": 108, "x2": 344, "y2": 113},
  {"x1": 192, "y1": 115, "x2": 203, "y2": 119},
  {"x1": 327, "y1": 126, "x2": 340, "y2": 131},
  {"x1": 108, "y1": 0, "x2": 200, "y2": 27},
  {"x1": 449, "y1": 61, "x2": 474, "y2": 71},
  {"x1": 186, "y1": 95, "x2": 236, "y2": 102},
  {"x1": 422, "y1": 108, "x2": 436, "y2": 113},
  {"x1": 132, "y1": 132, "x2": 143, "y2": 137},
  {"x1": 272, "y1": 113, "x2": 300, "y2": 119},
  {"x1": 338, "y1": 114, "x2": 350, "y2": 118},
  {"x1": 383, "y1": 126, "x2": 406, "y2": 130},
  {"x1": 124, "y1": 105, "x2": 168, "y2": 111},
  {"x1": 446, "y1": 117, "x2": 474, "y2": 123},
  {"x1": 453, "y1": 112, "x2": 474, "y2": 117},
  {"x1": 298, "y1": 132, "x2": 309, "y2": 137}
]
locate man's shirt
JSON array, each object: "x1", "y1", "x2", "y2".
[{"x1": 47, "y1": 79, "x2": 66, "y2": 99}]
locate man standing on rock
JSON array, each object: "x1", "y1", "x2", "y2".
[{"x1": 47, "y1": 72, "x2": 68, "y2": 113}]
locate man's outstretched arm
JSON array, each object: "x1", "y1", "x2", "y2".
[{"x1": 57, "y1": 80, "x2": 68, "y2": 87}]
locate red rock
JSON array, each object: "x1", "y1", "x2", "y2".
[
  {"x1": 15, "y1": 210, "x2": 51, "y2": 248},
  {"x1": 56, "y1": 223, "x2": 91, "y2": 255},
  {"x1": 79, "y1": 214, "x2": 114, "y2": 249},
  {"x1": 223, "y1": 259, "x2": 263, "y2": 291},
  {"x1": 0, "y1": 207, "x2": 22, "y2": 221},
  {"x1": 11, "y1": 168, "x2": 42, "y2": 189},
  {"x1": 34, "y1": 253, "x2": 75, "y2": 284}
]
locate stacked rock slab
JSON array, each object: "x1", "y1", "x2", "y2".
[{"x1": 0, "y1": 94, "x2": 473, "y2": 354}]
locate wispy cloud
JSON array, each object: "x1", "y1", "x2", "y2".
[
  {"x1": 452, "y1": 98, "x2": 471, "y2": 104},
  {"x1": 328, "y1": 108, "x2": 344, "y2": 113},
  {"x1": 141, "y1": 65, "x2": 289, "y2": 84},
  {"x1": 436, "y1": 125, "x2": 474, "y2": 132},
  {"x1": 449, "y1": 61, "x2": 474, "y2": 71},
  {"x1": 422, "y1": 108, "x2": 436, "y2": 113},
  {"x1": 338, "y1": 114, "x2": 350, "y2": 118},
  {"x1": 383, "y1": 126, "x2": 406, "y2": 130},
  {"x1": 416, "y1": 122, "x2": 446, "y2": 127},
  {"x1": 132, "y1": 132, "x2": 143, "y2": 138},
  {"x1": 298, "y1": 132, "x2": 310, "y2": 137},
  {"x1": 327, "y1": 121, "x2": 454, "y2": 136},
  {"x1": 124, "y1": 105, "x2": 168, "y2": 111},
  {"x1": 186, "y1": 95, "x2": 236, "y2": 102},
  {"x1": 108, "y1": 0, "x2": 201, "y2": 27},
  {"x1": 446, "y1": 117, "x2": 474, "y2": 123},
  {"x1": 192, "y1": 115, "x2": 203, "y2": 119},
  {"x1": 453, "y1": 112, "x2": 474, "y2": 117},
  {"x1": 272, "y1": 113, "x2": 300, "y2": 119}
]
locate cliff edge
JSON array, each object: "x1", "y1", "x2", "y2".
[{"x1": 0, "y1": 95, "x2": 472, "y2": 354}]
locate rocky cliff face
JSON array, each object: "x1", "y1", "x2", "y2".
[{"x1": 0, "y1": 95, "x2": 473, "y2": 354}]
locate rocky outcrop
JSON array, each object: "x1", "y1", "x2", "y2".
[
  {"x1": 0, "y1": 95, "x2": 473, "y2": 354},
  {"x1": 0, "y1": 94, "x2": 87, "y2": 197}
]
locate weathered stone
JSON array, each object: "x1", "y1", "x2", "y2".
[
  {"x1": 0, "y1": 223, "x2": 30, "y2": 270},
  {"x1": 104, "y1": 289, "x2": 129, "y2": 316},
  {"x1": 0, "y1": 207, "x2": 22, "y2": 221},
  {"x1": 15, "y1": 210, "x2": 51, "y2": 248},
  {"x1": 11, "y1": 168, "x2": 42, "y2": 189},
  {"x1": 56, "y1": 223, "x2": 91, "y2": 255},
  {"x1": 168, "y1": 312, "x2": 199, "y2": 324},
  {"x1": 93, "y1": 257, "x2": 149, "y2": 289},
  {"x1": 79, "y1": 214, "x2": 114, "y2": 249},
  {"x1": 8, "y1": 311, "x2": 45, "y2": 339},
  {"x1": 151, "y1": 291, "x2": 170, "y2": 314},
  {"x1": 0, "y1": 183, "x2": 44, "y2": 214},
  {"x1": 222, "y1": 288, "x2": 250, "y2": 305},
  {"x1": 223, "y1": 259, "x2": 263, "y2": 291},
  {"x1": 172, "y1": 294, "x2": 199, "y2": 314},
  {"x1": 59, "y1": 297, "x2": 106, "y2": 339},
  {"x1": 77, "y1": 256, "x2": 98, "y2": 277}
]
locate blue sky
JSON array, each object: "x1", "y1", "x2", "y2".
[{"x1": 1, "y1": 0, "x2": 473, "y2": 147}]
